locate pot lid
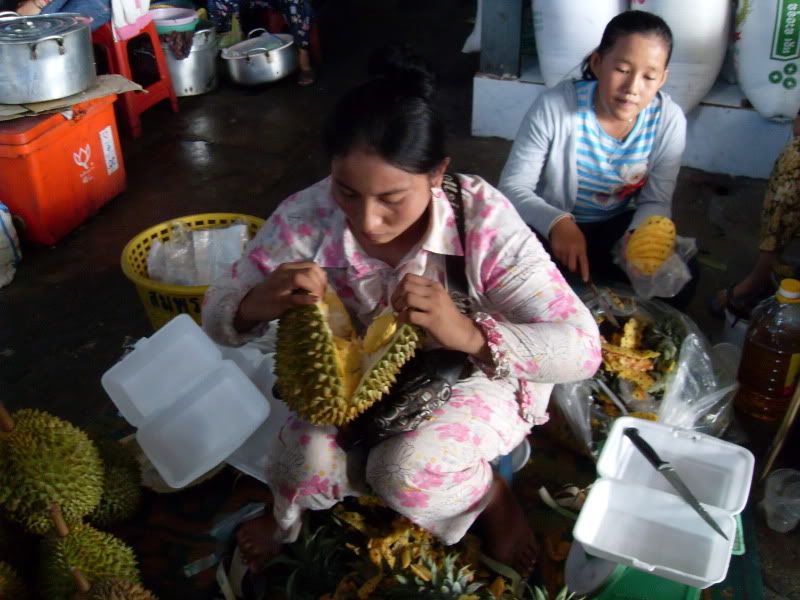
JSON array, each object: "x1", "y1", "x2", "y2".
[
  {"x1": 221, "y1": 32, "x2": 291, "y2": 59},
  {"x1": 0, "y1": 13, "x2": 91, "y2": 44}
]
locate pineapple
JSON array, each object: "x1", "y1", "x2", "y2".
[{"x1": 385, "y1": 552, "x2": 484, "y2": 599}]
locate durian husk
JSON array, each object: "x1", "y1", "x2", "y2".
[
  {"x1": 40, "y1": 523, "x2": 140, "y2": 600},
  {"x1": 0, "y1": 560, "x2": 29, "y2": 600},
  {"x1": 89, "y1": 579, "x2": 158, "y2": 600},
  {"x1": 88, "y1": 439, "x2": 142, "y2": 527},
  {"x1": 0, "y1": 409, "x2": 104, "y2": 535},
  {"x1": 275, "y1": 293, "x2": 422, "y2": 426}
]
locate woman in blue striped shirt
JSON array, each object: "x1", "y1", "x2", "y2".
[{"x1": 500, "y1": 11, "x2": 690, "y2": 300}]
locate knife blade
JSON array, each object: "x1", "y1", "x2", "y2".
[
  {"x1": 623, "y1": 427, "x2": 729, "y2": 541},
  {"x1": 589, "y1": 282, "x2": 621, "y2": 329}
]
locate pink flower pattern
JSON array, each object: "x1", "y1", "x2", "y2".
[
  {"x1": 298, "y1": 475, "x2": 330, "y2": 497},
  {"x1": 202, "y1": 174, "x2": 601, "y2": 546}
]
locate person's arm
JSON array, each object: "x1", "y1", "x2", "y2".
[
  {"x1": 498, "y1": 88, "x2": 571, "y2": 237},
  {"x1": 201, "y1": 186, "x2": 325, "y2": 346},
  {"x1": 629, "y1": 96, "x2": 687, "y2": 230},
  {"x1": 462, "y1": 176, "x2": 601, "y2": 383}
]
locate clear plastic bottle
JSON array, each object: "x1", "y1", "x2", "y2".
[{"x1": 735, "y1": 279, "x2": 800, "y2": 421}]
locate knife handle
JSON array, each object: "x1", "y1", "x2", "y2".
[{"x1": 623, "y1": 427, "x2": 667, "y2": 469}]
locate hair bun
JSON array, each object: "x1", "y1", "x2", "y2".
[{"x1": 367, "y1": 45, "x2": 437, "y2": 100}]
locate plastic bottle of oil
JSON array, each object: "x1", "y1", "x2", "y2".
[{"x1": 735, "y1": 279, "x2": 800, "y2": 422}]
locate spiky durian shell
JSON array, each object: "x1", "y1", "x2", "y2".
[
  {"x1": 89, "y1": 579, "x2": 158, "y2": 600},
  {"x1": 88, "y1": 439, "x2": 142, "y2": 527},
  {"x1": 275, "y1": 302, "x2": 422, "y2": 426},
  {"x1": 0, "y1": 409, "x2": 103, "y2": 535},
  {"x1": 0, "y1": 560, "x2": 29, "y2": 600},
  {"x1": 40, "y1": 523, "x2": 140, "y2": 600}
]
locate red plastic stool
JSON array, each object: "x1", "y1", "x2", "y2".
[
  {"x1": 264, "y1": 8, "x2": 321, "y2": 65},
  {"x1": 92, "y1": 20, "x2": 179, "y2": 139}
]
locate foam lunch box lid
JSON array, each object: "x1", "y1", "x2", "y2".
[{"x1": 573, "y1": 417, "x2": 755, "y2": 588}]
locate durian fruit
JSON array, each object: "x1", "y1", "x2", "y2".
[
  {"x1": 625, "y1": 215, "x2": 677, "y2": 275},
  {"x1": 0, "y1": 409, "x2": 104, "y2": 535},
  {"x1": 89, "y1": 579, "x2": 158, "y2": 600},
  {"x1": 40, "y1": 522, "x2": 140, "y2": 600},
  {"x1": 0, "y1": 560, "x2": 29, "y2": 599},
  {"x1": 275, "y1": 290, "x2": 422, "y2": 426},
  {"x1": 88, "y1": 438, "x2": 142, "y2": 527}
]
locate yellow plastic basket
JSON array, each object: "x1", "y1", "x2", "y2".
[{"x1": 121, "y1": 213, "x2": 265, "y2": 330}]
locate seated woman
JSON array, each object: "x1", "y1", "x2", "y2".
[
  {"x1": 711, "y1": 113, "x2": 800, "y2": 319},
  {"x1": 498, "y1": 11, "x2": 693, "y2": 304},
  {"x1": 202, "y1": 47, "x2": 601, "y2": 579},
  {"x1": 14, "y1": 0, "x2": 110, "y2": 30},
  {"x1": 208, "y1": 0, "x2": 316, "y2": 85}
]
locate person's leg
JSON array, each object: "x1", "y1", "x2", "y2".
[
  {"x1": 208, "y1": 0, "x2": 241, "y2": 34},
  {"x1": 711, "y1": 142, "x2": 799, "y2": 316},
  {"x1": 278, "y1": 0, "x2": 315, "y2": 84},
  {"x1": 237, "y1": 415, "x2": 362, "y2": 571},
  {"x1": 365, "y1": 377, "x2": 539, "y2": 576}
]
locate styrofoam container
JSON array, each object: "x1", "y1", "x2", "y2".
[
  {"x1": 136, "y1": 360, "x2": 270, "y2": 489},
  {"x1": 573, "y1": 417, "x2": 754, "y2": 588},
  {"x1": 102, "y1": 314, "x2": 222, "y2": 427}
]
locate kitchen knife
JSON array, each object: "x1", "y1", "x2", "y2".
[{"x1": 623, "y1": 427, "x2": 729, "y2": 541}]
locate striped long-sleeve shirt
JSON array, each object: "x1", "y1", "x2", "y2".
[{"x1": 573, "y1": 80, "x2": 662, "y2": 223}]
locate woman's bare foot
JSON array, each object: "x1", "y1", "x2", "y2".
[
  {"x1": 476, "y1": 473, "x2": 539, "y2": 578},
  {"x1": 235, "y1": 514, "x2": 284, "y2": 573}
]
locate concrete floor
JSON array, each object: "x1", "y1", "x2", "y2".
[{"x1": 1, "y1": 0, "x2": 798, "y2": 597}]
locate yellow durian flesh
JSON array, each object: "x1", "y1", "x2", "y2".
[
  {"x1": 625, "y1": 215, "x2": 676, "y2": 275},
  {"x1": 362, "y1": 312, "x2": 398, "y2": 353},
  {"x1": 275, "y1": 292, "x2": 422, "y2": 426}
]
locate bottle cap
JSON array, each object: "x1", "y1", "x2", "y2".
[{"x1": 777, "y1": 278, "x2": 800, "y2": 303}]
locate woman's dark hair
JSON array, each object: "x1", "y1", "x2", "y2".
[
  {"x1": 322, "y1": 45, "x2": 446, "y2": 174},
  {"x1": 580, "y1": 10, "x2": 673, "y2": 80}
]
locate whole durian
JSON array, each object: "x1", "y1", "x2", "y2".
[
  {"x1": 275, "y1": 290, "x2": 422, "y2": 426},
  {"x1": 0, "y1": 409, "x2": 104, "y2": 535},
  {"x1": 40, "y1": 522, "x2": 140, "y2": 600},
  {"x1": 625, "y1": 215, "x2": 677, "y2": 275},
  {"x1": 0, "y1": 560, "x2": 29, "y2": 599},
  {"x1": 88, "y1": 438, "x2": 142, "y2": 527},
  {"x1": 90, "y1": 579, "x2": 159, "y2": 600}
]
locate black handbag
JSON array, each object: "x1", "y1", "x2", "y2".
[{"x1": 336, "y1": 173, "x2": 472, "y2": 449}]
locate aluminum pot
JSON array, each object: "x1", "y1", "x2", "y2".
[
  {"x1": 162, "y1": 21, "x2": 218, "y2": 97},
  {"x1": 221, "y1": 30, "x2": 297, "y2": 86},
  {"x1": 0, "y1": 12, "x2": 96, "y2": 104}
]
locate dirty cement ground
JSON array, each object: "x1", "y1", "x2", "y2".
[{"x1": 1, "y1": 0, "x2": 798, "y2": 597}]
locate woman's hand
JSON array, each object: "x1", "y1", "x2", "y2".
[
  {"x1": 391, "y1": 274, "x2": 489, "y2": 359},
  {"x1": 549, "y1": 217, "x2": 589, "y2": 282},
  {"x1": 234, "y1": 261, "x2": 327, "y2": 331}
]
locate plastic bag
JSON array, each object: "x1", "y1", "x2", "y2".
[
  {"x1": 657, "y1": 336, "x2": 737, "y2": 437},
  {"x1": 614, "y1": 235, "x2": 697, "y2": 299},
  {"x1": 0, "y1": 202, "x2": 21, "y2": 289},
  {"x1": 548, "y1": 288, "x2": 736, "y2": 457},
  {"x1": 147, "y1": 222, "x2": 249, "y2": 286},
  {"x1": 461, "y1": 0, "x2": 482, "y2": 53}
]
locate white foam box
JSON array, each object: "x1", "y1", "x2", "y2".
[{"x1": 573, "y1": 416, "x2": 754, "y2": 588}]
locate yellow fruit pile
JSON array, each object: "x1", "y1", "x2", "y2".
[{"x1": 625, "y1": 215, "x2": 676, "y2": 275}]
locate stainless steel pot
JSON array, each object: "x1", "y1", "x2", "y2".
[
  {"x1": 0, "y1": 12, "x2": 96, "y2": 104},
  {"x1": 221, "y1": 30, "x2": 297, "y2": 86},
  {"x1": 162, "y1": 21, "x2": 218, "y2": 97}
]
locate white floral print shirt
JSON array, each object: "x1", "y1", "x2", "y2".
[{"x1": 202, "y1": 174, "x2": 601, "y2": 424}]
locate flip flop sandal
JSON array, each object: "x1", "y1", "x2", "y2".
[{"x1": 552, "y1": 483, "x2": 591, "y2": 512}]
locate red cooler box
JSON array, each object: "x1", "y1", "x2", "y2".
[{"x1": 0, "y1": 95, "x2": 126, "y2": 245}]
